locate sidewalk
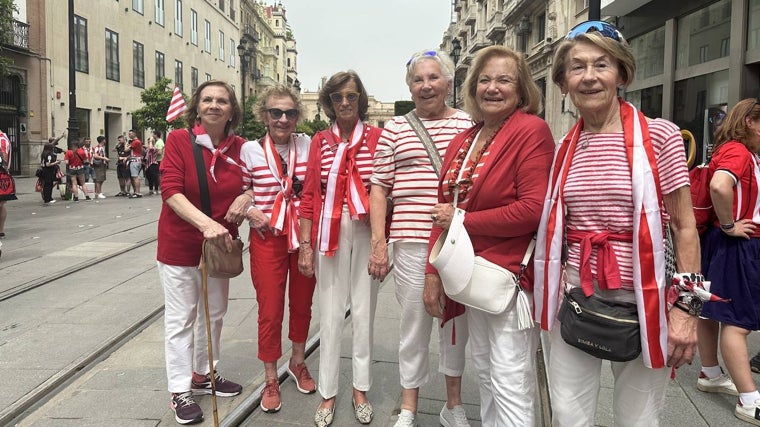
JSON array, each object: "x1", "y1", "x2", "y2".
[{"x1": 4, "y1": 173, "x2": 759, "y2": 426}]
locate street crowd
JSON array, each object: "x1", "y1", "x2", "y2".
[{"x1": 2, "y1": 20, "x2": 760, "y2": 427}]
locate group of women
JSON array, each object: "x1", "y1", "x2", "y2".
[{"x1": 154, "y1": 19, "x2": 760, "y2": 427}]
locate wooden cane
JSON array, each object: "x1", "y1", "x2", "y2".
[
  {"x1": 536, "y1": 334, "x2": 552, "y2": 427},
  {"x1": 201, "y1": 240, "x2": 219, "y2": 426}
]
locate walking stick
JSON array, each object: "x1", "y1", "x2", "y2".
[
  {"x1": 201, "y1": 240, "x2": 219, "y2": 427},
  {"x1": 536, "y1": 332, "x2": 552, "y2": 427}
]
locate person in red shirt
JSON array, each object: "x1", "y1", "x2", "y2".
[
  {"x1": 0, "y1": 129, "x2": 14, "y2": 239},
  {"x1": 128, "y1": 129, "x2": 143, "y2": 198},
  {"x1": 64, "y1": 140, "x2": 89, "y2": 201}
]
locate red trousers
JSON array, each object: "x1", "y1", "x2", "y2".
[{"x1": 249, "y1": 231, "x2": 316, "y2": 362}]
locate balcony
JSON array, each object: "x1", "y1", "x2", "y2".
[
  {"x1": 468, "y1": 30, "x2": 489, "y2": 54},
  {"x1": 464, "y1": 4, "x2": 477, "y2": 25},
  {"x1": 5, "y1": 20, "x2": 29, "y2": 50},
  {"x1": 486, "y1": 10, "x2": 506, "y2": 41},
  {"x1": 259, "y1": 46, "x2": 276, "y2": 57}
]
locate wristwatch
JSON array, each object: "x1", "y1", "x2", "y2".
[{"x1": 675, "y1": 294, "x2": 704, "y2": 316}]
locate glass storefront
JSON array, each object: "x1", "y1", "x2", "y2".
[
  {"x1": 673, "y1": 70, "x2": 729, "y2": 164},
  {"x1": 676, "y1": 0, "x2": 731, "y2": 69},
  {"x1": 750, "y1": 0, "x2": 760, "y2": 51},
  {"x1": 630, "y1": 27, "x2": 665, "y2": 80},
  {"x1": 626, "y1": 85, "x2": 663, "y2": 119}
]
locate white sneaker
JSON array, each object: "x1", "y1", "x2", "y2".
[
  {"x1": 440, "y1": 404, "x2": 470, "y2": 427},
  {"x1": 736, "y1": 398, "x2": 760, "y2": 425},
  {"x1": 97, "y1": 193, "x2": 106, "y2": 199},
  {"x1": 697, "y1": 370, "x2": 739, "y2": 396},
  {"x1": 48, "y1": 199, "x2": 56, "y2": 205},
  {"x1": 394, "y1": 409, "x2": 416, "y2": 427}
]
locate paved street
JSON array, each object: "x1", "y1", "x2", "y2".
[{"x1": 1, "y1": 171, "x2": 759, "y2": 426}]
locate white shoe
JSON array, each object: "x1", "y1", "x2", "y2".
[
  {"x1": 394, "y1": 409, "x2": 416, "y2": 427},
  {"x1": 48, "y1": 199, "x2": 56, "y2": 205},
  {"x1": 697, "y1": 370, "x2": 739, "y2": 396},
  {"x1": 736, "y1": 398, "x2": 760, "y2": 425},
  {"x1": 440, "y1": 404, "x2": 470, "y2": 427},
  {"x1": 97, "y1": 193, "x2": 106, "y2": 199}
]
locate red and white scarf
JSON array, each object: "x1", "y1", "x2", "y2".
[
  {"x1": 534, "y1": 100, "x2": 669, "y2": 369},
  {"x1": 262, "y1": 133, "x2": 300, "y2": 251},
  {"x1": 318, "y1": 122, "x2": 370, "y2": 256},
  {"x1": 0, "y1": 131, "x2": 10, "y2": 169},
  {"x1": 191, "y1": 123, "x2": 244, "y2": 182}
]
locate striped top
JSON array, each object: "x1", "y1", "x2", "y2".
[
  {"x1": 240, "y1": 133, "x2": 311, "y2": 218},
  {"x1": 563, "y1": 118, "x2": 689, "y2": 289},
  {"x1": 371, "y1": 110, "x2": 472, "y2": 243},
  {"x1": 315, "y1": 130, "x2": 376, "y2": 199}
]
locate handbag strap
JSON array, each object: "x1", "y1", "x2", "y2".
[
  {"x1": 190, "y1": 129, "x2": 212, "y2": 217},
  {"x1": 516, "y1": 234, "x2": 537, "y2": 282},
  {"x1": 405, "y1": 110, "x2": 442, "y2": 177}
]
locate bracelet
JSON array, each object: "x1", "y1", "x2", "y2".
[
  {"x1": 671, "y1": 302, "x2": 693, "y2": 315},
  {"x1": 299, "y1": 240, "x2": 311, "y2": 245},
  {"x1": 720, "y1": 222, "x2": 735, "y2": 231}
]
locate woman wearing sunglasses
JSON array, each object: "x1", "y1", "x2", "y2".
[
  {"x1": 229, "y1": 84, "x2": 317, "y2": 414},
  {"x1": 533, "y1": 21, "x2": 701, "y2": 426},
  {"x1": 698, "y1": 97, "x2": 760, "y2": 426},
  {"x1": 369, "y1": 49, "x2": 473, "y2": 427},
  {"x1": 298, "y1": 71, "x2": 383, "y2": 427}
]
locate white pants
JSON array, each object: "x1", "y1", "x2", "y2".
[
  {"x1": 158, "y1": 262, "x2": 230, "y2": 393},
  {"x1": 315, "y1": 211, "x2": 378, "y2": 399},
  {"x1": 394, "y1": 242, "x2": 468, "y2": 389},
  {"x1": 468, "y1": 296, "x2": 539, "y2": 427},
  {"x1": 549, "y1": 324, "x2": 670, "y2": 427}
]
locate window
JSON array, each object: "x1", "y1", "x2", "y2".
[
  {"x1": 132, "y1": 0, "x2": 143, "y2": 14},
  {"x1": 191, "y1": 67, "x2": 199, "y2": 92},
  {"x1": 105, "y1": 29, "x2": 120, "y2": 81},
  {"x1": 230, "y1": 39, "x2": 236, "y2": 67},
  {"x1": 155, "y1": 51, "x2": 165, "y2": 82},
  {"x1": 230, "y1": 0, "x2": 236, "y2": 21},
  {"x1": 676, "y1": 0, "x2": 731, "y2": 68},
  {"x1": 154, "y1": 0, "x2": 164, "y2": 26},
  {"x1": 219, "y1": 30, "x2": 225, "y2": 60},
  {"x1": 630, "y1": 26, "x2": 665, "y2": 79},
  {"x1": 175, "y1": 59, "x2": 183, "y2": 89},
  {"x1": 190, "y1": 9, "x2": 198, "y2": 45},
  {"x1": 174, "y1": 0, "x2": 183, "y2": 37},
  {"x1": 133, "y1": 41, "x2": 145, "y2": 88},
  {"x1": 750, "y1": 0, "x2": 760, "y2": 50},
  {"x1": 205, "y1": 73, "x2": 212, "y2": 81},
  {"x1": 219, "y1": 0, "x2": 225, "y2": 11},
  {"x1": 720, "y1": 38, "x2": 730, "y2": 57},
  {"x1": 73, "y1": 15, "x2": 89, "y2": 73},
  {"x1": 536, "y1": 14, "x2": 546, "y2": 43},
  {"x1": 204, "y1": 20, "x2": 211, "y2": 52}
]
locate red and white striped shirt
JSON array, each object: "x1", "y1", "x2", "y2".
[
  {"x1": 315, "y1": 132, "x2": 375, "y2": 201},
  {"x1": 0, "y1": 131, "x2": 10, "y2": 168},
  {"x1": 241, "y1": 133, "x2": 311, "y2": 217},
  {"x1": 371, "y1": 110, "x2": 471, "y2": 243},
  {"x1": 563, "y1": 118, "x2": 688, "y2": 289}
]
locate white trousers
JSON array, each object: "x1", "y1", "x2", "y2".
[
  {"x1": 393, "y1": 242, "x2": 468, "y2": 389},
  {"x1": 315, "y1": 211, "x2": 378, "y2": 399},
  {"x1": 468, "y1": 296, "x2": 539, "y2": 427},
  {"x1": 549, "y1": 324, "x2": 670, "y2": 427},
  {"x1": 158, "y1": 261, "x2": 230, "y2": 393}
]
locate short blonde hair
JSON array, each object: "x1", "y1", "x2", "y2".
[
  {"x1": 462, "y1": 45, "x2": 542, "y2": 122},
  {"x1": 254, "y1": 84, "x2": 304, "y2": 123}
]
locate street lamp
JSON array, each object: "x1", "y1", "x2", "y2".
[
  {"x1": 237, "y1": 39, "x2": 250, "y2": 137},
  {"x1": 293, "y1": 78, "x2": 301, "y2": 93},
  {"x1": 450, "y1": 38, "x2": 462, "y2": 108}
]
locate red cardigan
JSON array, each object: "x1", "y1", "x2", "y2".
[
  {"x1": 157, "y1": 129, "x2": 244, "y2": 266},
  {"x1": 298, "y1": 125, "x2": 382, "y2": 245},
  {"x1": 425, "y1": 111, "x2": 555, "y2": 320}
]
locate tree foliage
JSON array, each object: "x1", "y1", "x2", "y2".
[
  {"x1": 240, "y1": 95, "x2": 266, "y2": 141},
  {"x1": 0, "y1": 0, "x2": 19, "y2": 78},
  {"x1": 131, "y1": 78, "x2": 188, "y2": 134}
]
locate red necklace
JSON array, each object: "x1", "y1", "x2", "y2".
[{"x1": 447, "y1": 118, "x2": 507, "y2": 202}]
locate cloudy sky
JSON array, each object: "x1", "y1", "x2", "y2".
[{"x1": 282, "y1": 0, "x2": 453, "y2": 102}]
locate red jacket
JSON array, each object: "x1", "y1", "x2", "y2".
[
  {"x1": 425, "y1": 111, "x2": 555, "y2": 321},
  {"x1": 157, "y1": 129, "x2": 244, "y2": 266}
]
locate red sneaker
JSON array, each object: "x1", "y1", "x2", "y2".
[
  {"x1": 260, "y1": 379, "x2": 282, "y2": 413},
  {"x1": 288, "y1": 361, "x2": 317, "y2": 394}
]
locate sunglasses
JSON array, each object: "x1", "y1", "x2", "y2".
[
  {"x1": 329, "y1": 92, "x2": 360, "y2": 103},
  {"x1": 406, "y1": 50, "x2": 438, "y2": 66},
  {"x1": 280, "y1": 159, "x2": 303, "y2": 197},
  {"x1": 566, "y1": 20, "x2": 623, "y2": 42},
  {"x1": 267, "y1": 108, "x2": 299, "y2": 120}
]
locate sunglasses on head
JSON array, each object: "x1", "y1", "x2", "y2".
[
  {"x1": 267, "y1": 108, "x2": 299, "y2": 120},
  {"x1": 566, "y1": 20, "x2": 623, "y2": 42},
  {"x1": 329, "y1": 92, "x2": 360, "y2": 103},
  {"x1": 406, "y1": 50, "x2": 438, "y2": 66}
]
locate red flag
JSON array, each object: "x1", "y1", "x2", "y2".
[{"x1": 166, "y1": 86, "x2": 186, "y2": 122}]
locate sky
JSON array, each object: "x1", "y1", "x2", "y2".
[{"x1": 281, "y1": 0, "x2": 453, "y2": 102}]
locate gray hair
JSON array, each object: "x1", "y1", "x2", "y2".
[{"x1": 405, "y1": 49, "x2": 455, "y2": 87}]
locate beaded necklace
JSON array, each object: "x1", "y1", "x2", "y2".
[{"x1": 447, "y1": 117, "x2": 508, "y2": 202}]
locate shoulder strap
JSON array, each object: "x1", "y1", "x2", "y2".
[
  {"x1": 189, "y1": 129, "x2": 212, "y2": 217},
  {"x1": 405, "y1": 110, "x2": 442, "y2": 177}
]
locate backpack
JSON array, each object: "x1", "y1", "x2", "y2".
[{"x1": 689, "y1": 163, "x2": 715, "y2": 235}]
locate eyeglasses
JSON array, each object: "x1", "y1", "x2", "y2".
[
  {"x1": 566, "y1": 20, "x2": 623, "y2": 42},
  {"x1": 329, "y1": 92, "x2": 360, "y2": 104},
  {"x1": 267, "y1": 108, "x2": 299, "y2": 120},
  {"x1": 406, "y1": 50, "x2": 438, "y2": 66}
]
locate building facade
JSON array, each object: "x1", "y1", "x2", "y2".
[{"x1": 441, "y1": 0, "x2": 760, "y2": 162}]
